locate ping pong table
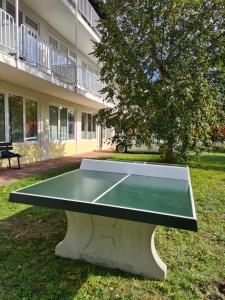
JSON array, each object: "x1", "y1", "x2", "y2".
[{"x1": 9, "y1": 159, "x2": 197, "y2": 279}]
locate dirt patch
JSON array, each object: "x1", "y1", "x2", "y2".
[{"x1": 215, "y1": 280, "x2": 225, "y2": 295}]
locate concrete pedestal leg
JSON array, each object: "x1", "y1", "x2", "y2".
[{"x1": 55, "y1": 211, "x2": 167, "y2": 279}]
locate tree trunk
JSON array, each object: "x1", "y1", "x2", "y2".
[{"x1": 161, "y1": 144, "x2": 176, "y2": 163}]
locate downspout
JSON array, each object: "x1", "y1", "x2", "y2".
[
  {"x1": 15, "y1": 0, "x2": 19, "y2": 67},
  {"x1": 74, "y1": 0, "x2": 78, "y2": 152},
  {"x1": 99, "y1": 126, "x2": 103, "y2": 150},
  {"x1": 74, "y1": 0, "x2": 78, "y2": 94}
]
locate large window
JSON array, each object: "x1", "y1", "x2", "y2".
[
  {"x1": 81, "y1": 112, "x2": 96, "y2": 139},
  {"x1": 103, "y1": 127, "x2": 113, "y2": 139},
  {"x1": 6, "y1": 1, "x2": 23, "y2": 26},
  {"x1": 68, "y1": 109, "x2": 75, "y2": 140},
  {"x1": 49, "y1": 105, "x2": 75, "y2": 141},
  {"x1": 9, "y1": 95, "x2": 24, "y2": 143},
  {"x1": 0, "y1": 94, "x2": 5, "y2": 142},
  {"x1": 60, "y1": 107, "x2": 67, "y2": 141},
  {"x1": 25, "y1": 99, "x2": 38, "y2": 141},
  {"x1": 0, "y1": 93, "x2": 38, "y2": 143},
  {"x1": 49, "y1": 106, "x2": 58, "y2": 141},
  {"x1": 25, "y1": 16, "x2": 38, "y2": 32},
  {"x1": 9, "y1": 95, "x2": 38, "y2": 143}
]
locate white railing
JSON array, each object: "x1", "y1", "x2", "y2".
[
  {"x1": 0, "y1": 12, "x2": 102, "y2": 96},
  {"x1": 20, "y1": 24, "x2": 38, "y2": 63},
  {"x1": 19, "y1": 24, "x2": 76, "y2": 83},
  {"x1": 77, "y1": 0, "x2": 100, "y2": 34},
  {"x1": 66, "y1": 0, "x2": 101, "y2": 36},
  {"x1": 77, "y1": 63, "x2": 103, "y2": 97},
  {"x1": 0, "y1": 8, "x2": 14, "y2": 51}
]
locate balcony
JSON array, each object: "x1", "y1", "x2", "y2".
[
  {"x1": 19, "y1": 24, "x2": 76, "y2": 84},
  {"x1": 0, "y1": 8, "x2": 15, "y2": 52},
  {"x1": 21, "y1": 0, "x2": 101, "y2": 62},
  {"x1": 66, "y1": 0, "x2": 101, "y2": 37},
  {"x1": 0, "y1": 8, "x2": 103, "y2": 100}
]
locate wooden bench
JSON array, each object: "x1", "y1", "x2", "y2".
[{"x1": 0, "y1": 142, "x2": 22, "y2": 169}]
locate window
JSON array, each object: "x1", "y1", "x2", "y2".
[
  {"x1": 6, "y1": 1, "x2": 23, "y2": 26},
  {"x1": 9, "y1": 95, "x2": 23, "y2": 143},
  {"x1": 87, "y1": 113, "x2": 92, "y2": 139},
  {"x1": 103, "y1": 127, "x2": 112, "y2": 139},
  {"x1": 82, "y1": 62, "x2": 88, "y2": 89},
  {"x1": 68, "y1": 49, "x2": 76, "y2": 62},
  {"x1": 49, "y1": 36, "x2": 58, "y2": 49},
  {"x1": 49, "y1": 106, "x2": 58, "y2": 141},
  {"x1": 0, "y1": 94, "x2": 5, "y2": 142},
  {"x1": 60, "y1": 107, "x2": 67, "y2": 141},
  {"x1": 68, "y1": 109, "x2": 75, "y2": 140},
  {"x1": 25, "y1": 100, "x2": 37, "y2": 141},
  {"x1": 0, "y1": 93, "x2": 38, "y2": 143},
  {"x1": 92, "y1": 116, "x2": 96, "y2": 139},
  {"x1": 25, "y1": 16, "x2": 38, "y2": 32},
  {"x1": 0, "y1": 0, "x2": 2, "y2": 9},
  {"x1": 81, "y1": 112, "x2": 96, "y2": 139},
  {"x1": 81, "y1": 112, "x2": 87, "y2": 139},
  {"x1": 49, "y1": 36, "x2": 69, "y2": 68},
  {"x1": 49, "y1": 105, "x2": 75, "y2": 141}
]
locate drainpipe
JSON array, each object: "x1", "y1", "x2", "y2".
[
  {"x1": 74, "y1": 0, "x2": 78, "y2": 94},
  {"x1": 15, "y1": 0, "x2": 19, "y2": 64},
  {"x1": 74, "y1": 0, "x2": 79, "y2": 153},
  {"x1": 99, "y1": 126, "x2": 103, "y2": 150}
]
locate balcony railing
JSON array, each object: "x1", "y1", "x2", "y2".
[
  {"x1": 0, "y1": 11, "x2": 103, "y2": 98},
  {"x1": 19, "y1": 24, "x2": 76, "y2": 84},
  {"x1": 66, "y1": 0, "x2": 101, "y2": 36},
  {"x1": 0, "y1": 8, "x2": 14, "y2": 51},
  {"x1": 77, "y1": 64, "x2": 103, "y2": 97}
]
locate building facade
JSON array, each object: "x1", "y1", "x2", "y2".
[{"x1": 0, "y1": 0, "x2": 110, "y2": 166}]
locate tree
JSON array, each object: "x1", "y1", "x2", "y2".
[{"x1": 93, "y1": 0, "x2": 225, "y2": 162}]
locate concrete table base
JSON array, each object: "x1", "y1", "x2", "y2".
[{"x1": 55, "y1": 211, "x2": 167, "y2": 279}]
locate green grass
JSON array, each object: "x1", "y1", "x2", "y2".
[{"x1": 0, "y1": 153, "x2": 225, "y2": 300}]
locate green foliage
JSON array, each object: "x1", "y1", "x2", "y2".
[{"x1": 93, "y1": 0, "x2": 225, "y2": 162}]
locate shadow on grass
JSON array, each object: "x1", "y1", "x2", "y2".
[
  {"x1": 187, "y1": 153, "x2": 225, "y2": 172},
  {"x1": 0, "y1": 206, "x2": 141, "y2": 299}
]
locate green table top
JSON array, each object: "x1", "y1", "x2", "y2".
[
  {"x1": 9, "y1": 169, "x2": 197, "y2": 231},
  {"x1": 97, "y1": 174, "x2": 193, "y2": 218},
  {"x1": 16, "y1": 169, "x2": 125, "y2": 202}
]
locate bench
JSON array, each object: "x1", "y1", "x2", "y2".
[{"x1": 0, "y1": 142, "x2": 22, "y2": 169}]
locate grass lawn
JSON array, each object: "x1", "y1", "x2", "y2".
[{"x1": 0, "y1": 153, "x2": 225, "y2": 300}]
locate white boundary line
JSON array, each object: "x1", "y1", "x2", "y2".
[
  {"x1": 187, "y1": 166, "x2": 197, "y2": 219},
  {"x1": 12, "y1": 190, "x2": 196, "y2": 220},
  {"x1": 92, "y1": 174, "x2": 130, "y2": 203},
  {"x1": 13, "y1": 169, "x2": 81, "y2": 193}
]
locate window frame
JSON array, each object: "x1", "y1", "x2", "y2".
[
  {"x1": 9, "y1": 94, "x2": 24, "y2": 143},
  {"x1": 0, "y1": 93, "x2": 6, "y2": 142},
  {"x1": 81, "y1": 112, "x2": 97, "y2": 140},
  {"x1": 25, "y1": 99, "x2": 38, "y2": 142},
  {"x1": 68, "y1": 108, "x2": 76, "y2": 140},
  {"x1": 49, "y1": 104, "x2": 76, "y2": 143},
  {"x1": 0, "y1": 89, "x2": 39, "y2": 145},
  {"x1": 6, "y1": 0, "x2": 23, "y2": 26},
  {"x1": 25, "y1": 15, "x2": 39, "y2": 33}
]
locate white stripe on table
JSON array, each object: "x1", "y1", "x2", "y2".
[{"x1": 92, "y1": 174, "x2": 131, "y2": 203}]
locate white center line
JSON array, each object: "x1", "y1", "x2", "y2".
[{"x1": 92, "y1": 174, "x2": 131, "y2": 203}]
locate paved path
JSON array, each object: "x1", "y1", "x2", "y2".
[{"x1": 0, "y1": 151, "x2": 112, "y2": 186}]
